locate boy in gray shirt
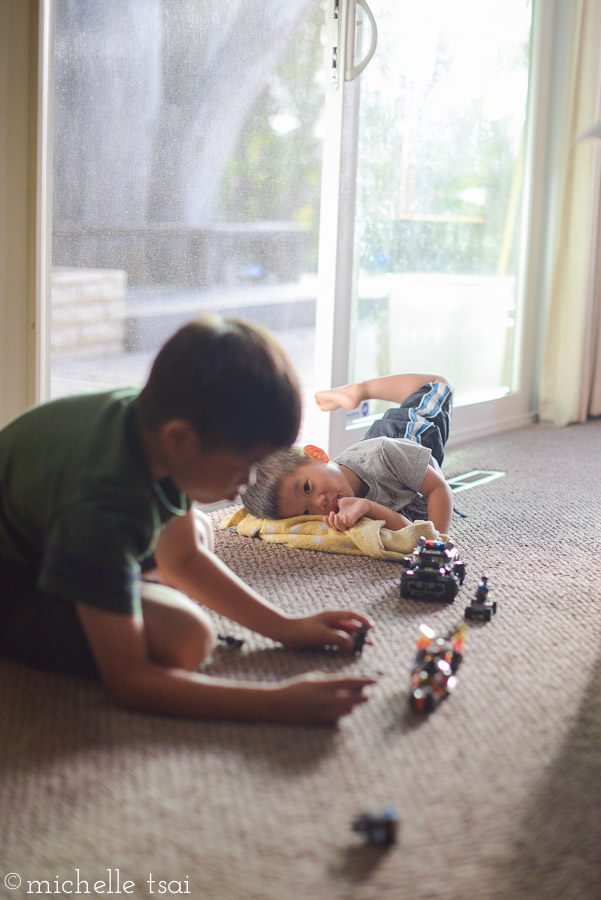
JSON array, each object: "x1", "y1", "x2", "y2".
[{"x1": 243, "y1": 373, "x2": 454, "y2": 535}]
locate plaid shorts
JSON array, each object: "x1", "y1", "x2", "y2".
[
  {"x1": 362, "y1": 381, "x2": 453, "y2": 465},
  {"x1": 0, "y1": 566, "x2": 100, "y2": 680}
]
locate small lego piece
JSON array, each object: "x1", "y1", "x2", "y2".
[
  {"x1": 217, "y1": 633, "x2": 245, "y2": 649},
  {"x1": 400, "y1": 537, "x2": 466, "y2": 603},
  {"x1": 351, "y1": 807, "x2": 399, "y2": 846},
  {"x1": 352, "y1": 623, "x2": 370, "y2": 655},
  {"x1": 464, "y1": 576, "x2": 497, "y2": 622},
  {"x1": 409, "y1": 622, "x2": 465, "y2": 713}
]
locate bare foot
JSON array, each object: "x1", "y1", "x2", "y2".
[{"x1": 315, "y1": 383, "x2": 367, "y2": 411}]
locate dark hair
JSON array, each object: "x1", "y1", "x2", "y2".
[
  {"x1": 137, "y1": 314, "x2": 301, "y2": 452},
  {"x1": 242, "y1": 446, "x2": 307, "y2": 518}
]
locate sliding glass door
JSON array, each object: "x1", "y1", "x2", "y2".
[
  {"x1": 351, "y1": 0, "x2": 532, "y2": 393},
  {"x1": 316, "y1": 0, "x2": 544, "y2": 455},
  {"x1": 48, "y1": 0, "x2": 546, "y2": 454},
  {"x1": 50, "y1": 0, "x2": 325, "y2": 442}
]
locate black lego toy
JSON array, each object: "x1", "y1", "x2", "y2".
[
  {"x1": 464, "y1": 576, "x2": 496, "y2": 622},
  {"x1": 217, "y1": 633, "x2": 245, "y2": 649},
  {"x1": 352, "y1": 623, "x2": 370, "y2": 655},
  {"x1": 400, "y1": 537, "x2": 466, "y2": 603},
  {"x1": 351, "y1": 807, "x2": 399, "y2": 846}
]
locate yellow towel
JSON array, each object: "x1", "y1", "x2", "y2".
[{"x1": 220, "y1": 507, "x2": 447, "y2": 561}]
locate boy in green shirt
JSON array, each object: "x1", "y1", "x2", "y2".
[{"x1": 0, "y1": 315, "x2": 374, "y2": 725}]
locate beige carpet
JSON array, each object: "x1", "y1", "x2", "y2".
[{"x1": 2, "y1": 420, "x2": 601, "y2": 900}]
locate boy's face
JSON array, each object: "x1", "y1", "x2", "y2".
[
  {"x1": 186, "y1": 447, "x2": 275, "y2": 504},
  {"x1": 278, "y1": 458, "x2": 355, "y2": 518},
  {"x1": 164, "y1": 427, "x2": 275, "y2": 504}
]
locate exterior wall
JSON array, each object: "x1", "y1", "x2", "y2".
[{"x1": 51, "y1": 268, "x2": 126, "y2": 357}]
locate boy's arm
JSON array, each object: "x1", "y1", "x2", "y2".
[
  {"x1": 76, "y1": 603, "x2": 374, "y2": 724},
  {"x1": 419, "y1": 466, "x2": 453, "y2": 534},
  {"x1": 153, "y1": 512, "x2": 373, "y2": 651},
  {"x1": 324, "y1": 497, "x2": 412, "y2": 531},
  {"x1": 325, "y1": 468, "x2": 452, "y2": 535}
]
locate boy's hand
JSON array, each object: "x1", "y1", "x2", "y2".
[
  {"x1": 279, "y1": 610, "x2": 374, "y2": 654},
  {"x1": 325, "y1": 498, "x2": 413, "y2": 533},
  {"x1": 270, "y1": 673, "x2": 376, "y2": 725},
  {"x1": 323, "y1": 497, "x2": 371, "y2": 531}
]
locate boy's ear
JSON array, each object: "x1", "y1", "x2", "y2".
[
  {"x1": 303, "y1": 444, "x2": 329, "y2": 463},
  {"x1": 160, "y1": 419, "x2": 198, "y2": 454}
]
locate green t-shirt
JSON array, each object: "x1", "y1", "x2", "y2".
[{"x1": 0, "y1": 389, "x2": 190, "y2": 615}]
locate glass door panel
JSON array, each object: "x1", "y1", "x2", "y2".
[
  {"x1": 347, "y1": 0, "x2": 532, "y2": 427},
  {"x1": 50, "y1": 0, "x2": 324, "y2": 443}
]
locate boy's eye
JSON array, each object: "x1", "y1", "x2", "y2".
[
  {"x1": 303, "y1": 509, "x2": 309, "y2": 515},
  {"x1": 303, "y1": 481, "x2": 310, "y2": 494}
]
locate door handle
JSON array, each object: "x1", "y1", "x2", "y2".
[{"x1": 345, "y1": 0, "x2": 378, "y2": 82}]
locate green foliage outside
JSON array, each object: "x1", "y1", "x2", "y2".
[
  {"x1": 219, "y1": 2, "x2": 531, "y2": 280},
  {"x1": 220, "y1": 3, "x2": 325, "y2": 271},
  {"x1": 356, "y1": 28, "x2": 531, "y2": 277}
]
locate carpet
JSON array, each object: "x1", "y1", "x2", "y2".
[{"x1": 1, "y1": 420, "x2": 601, "y2": 900}]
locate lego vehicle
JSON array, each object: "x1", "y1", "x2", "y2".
[
  {"x1": 409, "y1": 622, "x2": 465, "y2": 713},
  {"x1": 464, "y1": 576, "x2": 496, "y2": 622},
  {"x1": 351, "y1": 807, "x2": 399, "y2": 846},
  {"x1": 400, "y1": 537, "x2": 466, "y2": 603}
]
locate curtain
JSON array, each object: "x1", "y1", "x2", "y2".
[{"x1": 538, "y1": 0, "x2": 601, "y2": 425}]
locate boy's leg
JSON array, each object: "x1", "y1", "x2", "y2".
[
  {"x1": 0, "y1": 568, "x2": 215, "y2": 679},
  {"x1": 0, "y1": 570, "x2": 100, "y2": 679},
  {"x1": 139, "y1": 582, "x2": 215, "y2": 671},
  {"x1": 362, "y1": 379, "x2": 453, "y2": 466},
  {"x1": 315, "y1": 373, "x2": 453, "y2": 411},
  {"x1": 192, "y1": 506, "x2": 214, "y2": 553}
]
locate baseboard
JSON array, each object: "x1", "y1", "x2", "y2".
[{"x1": 446, "y1": 409, "x2": 538, "y2": 448}]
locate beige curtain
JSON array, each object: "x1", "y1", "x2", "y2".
[{"x1": 539, "y1": 0, "x2": 601, "y2": 425}]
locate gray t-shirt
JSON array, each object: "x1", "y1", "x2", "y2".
[{"x1": 334, "y1": 436, "x2": 440, "y2": 520}]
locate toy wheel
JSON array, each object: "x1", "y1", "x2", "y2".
[
  {"x1": 410, "y1": 692, "x2": 426, "y2": 713},
  {"x1": 443, "y1": 581, "x2": 458, "y2": 603},
  {"x1": 400, "y1": 572, "x2": 412, "y2": 599},
  {"x1": 411, "y1": 690, "x2": 434, "y2": 713},
  {"x1": 450, "y1": 651, "x2": 463, "y2": 672}
]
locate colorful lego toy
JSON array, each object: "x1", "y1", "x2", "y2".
[
  {"x1": 351, "y1": 807, "x2": 399, "y2": 846},
  {"x1": 464, "y1": 576, "x2": 496, "y2": 622},
  {"x1": 400, "y1": 537, "x2": 466, "y2": 603},
  {"x1": 409, "y1": 622, "x2": 465, "y2": 713}
]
